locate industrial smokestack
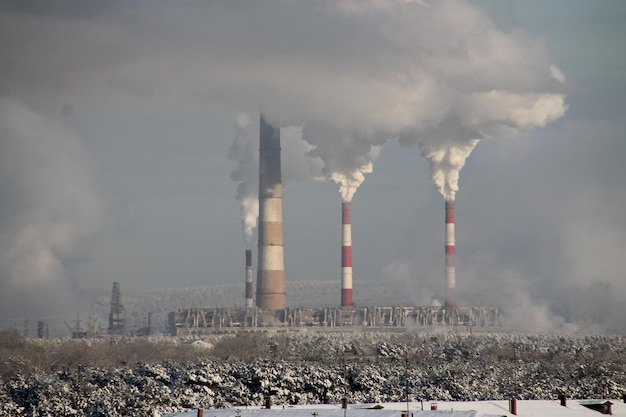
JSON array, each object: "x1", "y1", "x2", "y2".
[
  {"x1": 245, "y1": 249, "x2": 253, "y2": 308},
  {"x1": 444, "y1": 200, "x2": 456, "y2": 307},
  {"x1": 341, "y1": 202, "x2": 353, "y2": 306},
  {"x1": 109, "y1": 281, "x2": 126, "y2": 335},
  {"x1": 256, "y1": 114, "x2": 286, "y2": 309}
]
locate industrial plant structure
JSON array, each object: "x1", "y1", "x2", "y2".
[
  {"x1": 168, "y1": 305, "x2": 502, "y2": 336},
  {"x1": 18, "y1": 116, "x2": 504, "y2": 339},
  {"x1": 168, "y1": 306, "x2": 502, "y2": 336},
  {"x1": 167, "y1": 114, "x2": 503, "y2": 335}
]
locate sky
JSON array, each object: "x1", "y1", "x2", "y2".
[{"x1": 0, "y1": 0, "x2": 625, "y2": 333}]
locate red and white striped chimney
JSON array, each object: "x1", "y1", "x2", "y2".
[
  {"x1": 445, "y1": 200, "x2": 456, "y2": 307},
  {"x1": 245, "y1": 249, "x2": 253, "y2": 308},
  {"x1": 341, "y1": 202, "x2": 353, "y2": 307}
]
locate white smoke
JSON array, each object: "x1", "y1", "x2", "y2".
[
  {"x1": 328, "y1": 162, "x2": 374, "y2": 203},
  {"x1": 328, "y1": 145, "x2": 383, "y2": 202},
  {"x1": 404, "y1": 1, "x2": 568, "y2": 201},
  {"x1": 303, "y1": 123, "x2": 386, "y2": 202},
  {"x1": 419, "y1": 139, "x2": 480, "y2": 202},
  {"x1": 458, "y1": 251, "x2": 583, "y2": 333},
  {"x1": 414, "y1": 90, "x2": 566, "y2": 201},
  {"x1": 228, "y1": 113, "x2": 259, "y2": 244},
  {"x1": 0, "y1": 98, "x2": 103, "y2": 317}
]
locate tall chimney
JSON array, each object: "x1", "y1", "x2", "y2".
[
  {"x1": 245, "y1": 249, "x2": 253, "y2": 308},
  {"x1": 256, "y1": 114, "x2": 286, "y2": 309},
  {"x1": 109, "y1": 281, "x2": 126, "y2": 335},
  {"x1": 444, "y1": 201, "x2": 456, "y2": 307},
  {"x1": 341, "y1": 202, "x2": 353, "y2": 306}
]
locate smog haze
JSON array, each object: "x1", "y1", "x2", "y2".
[{"x1": 0, "y1": 0, "x2": 625, "y2": 333}]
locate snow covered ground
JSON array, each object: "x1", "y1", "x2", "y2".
[{"x1": 1, "y1": 331, "x2": 624, "y2": 417}]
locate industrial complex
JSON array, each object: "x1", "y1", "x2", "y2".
[
  {"x1": 17, "y1": 113, "x2": 501, "y2": 339},
  {"x1": 167, "y1": 305, "x2": 502, "y2": 336},
  {"x1": 163, "y1": 114, "x2": 501, "y2": 336}
]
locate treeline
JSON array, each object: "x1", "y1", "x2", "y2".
[{"x1": 1, "y1": 330, "x2": 625, "y2": 417}]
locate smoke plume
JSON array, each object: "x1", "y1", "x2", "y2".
[
  {"x1": 403, "y1": 90, "x2": 567, "y2": 201},
  {"x1": 0, "y1": 98, "x2": 102, "y2": 318},
  {"x1": 303, "y1": 124, "x2": 384, "y2": 202},
  {"x1": 228, "y1": 114, "x2": 259, "y2": 244},
  {"x1": 0, "y1": 0, "x2": 565, "y2": 204}
]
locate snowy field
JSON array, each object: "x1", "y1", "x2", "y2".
[{"x1": 1, "y1": 331, "x2": 625, "y2": 416}]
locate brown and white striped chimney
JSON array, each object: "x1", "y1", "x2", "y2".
[
  {"x1": 245, "y1": 249, "x2": 253, "y2": 308},
  {"x1": 445, "y1": 200, "x2": 456, "y2": 307},
  {"x1": 341, "y1": 202, "x2": 353, "y2": 306},
  {"x1": 256, "y1": 114, "x2": 286, "y2": 309}
]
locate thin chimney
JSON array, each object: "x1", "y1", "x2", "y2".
[
  {"x1": 245, "y1": 249, "x2": 253, "y2": 308},
  {"x1": 341, "y1": 202, "x2": 353, "y2": 306},
  {"x1": 444, "y1": 200, "x2": 456, "y2": 307}
]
